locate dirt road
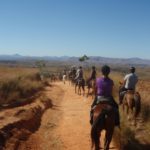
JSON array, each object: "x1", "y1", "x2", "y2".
[{"x1": 1, "y1": 81, "x2": 118, "y2": 150}]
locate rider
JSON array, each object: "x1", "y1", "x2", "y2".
[
  {"x1": 119, "y1": 66, "x2": 138, "y2": 104},
  {"x1": 88, "y1": 66, "x2": 97, "y2": 82},
  {"x1": 90, "y1": 65, "x2": 120, "y2": 127},
  {"x1": 75, "y1": 66, "x2": 83, "y2": 82}
]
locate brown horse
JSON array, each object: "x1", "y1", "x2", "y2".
[
  {"x1": 68, "y1": 70, "x2": 76, "y2": 85},
  {"x1": 122, "y1": 90, "x2": 141, "y2": 126},
  {"x1": 91, "y1": 102, "x2": 115, "y2": 150},
  {"x1": 87, "y1": 79, "x2": 96, "y2": 98},
  {"x1": 75, "y1": 78, "x2": 85, "y2": 95}
]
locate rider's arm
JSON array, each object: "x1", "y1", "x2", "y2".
[{"x1": 123, "y1": 75, "x2": 128, "y2": 87}]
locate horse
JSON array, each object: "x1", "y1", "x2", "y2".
[
  {"x1": 86, "y1": 79, "x2": 96, "y2": 98},
  {"x1": 75, "y1": 78, "x2": 85, "y2": 95},
  {"x1": 68, "y1": 70, "x2": 76, "y2": 85},
  {"x1": 122, "y1": 90, "x2": 141, "y2": 126},
  {"x1": 91, "y1": 102, "x2": 115, "y2": 150},
  {"x1": 119, "y1": 82, "x2": 141, "y2": 126}
]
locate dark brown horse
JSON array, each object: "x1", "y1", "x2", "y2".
[
  {"x1": 75, "y1": 78, "x2": 85, "y2": 95},
  {"x1": 122, "y1": 90, "x2": 141, "y2": 126},
  {"x1": 91, "y1": 102, "x2": 115, "y2": 150},
  {"x1": 86, "y1": 79, "x2": 96, "y2": 98},
  {"x1": 68, "y1": 70, "x2": 76, "y2": 85}
]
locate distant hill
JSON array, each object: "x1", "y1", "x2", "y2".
[{"x1": 0, "y1": 54, "x2": 150, "y2": 66}]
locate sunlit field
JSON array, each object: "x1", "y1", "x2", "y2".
[
  {"x1": 0, "y1": 66, "x2": 45, "y2": 105},
  {"x1": 0, "y1": 63, "x2": 149, "y2": 149}
]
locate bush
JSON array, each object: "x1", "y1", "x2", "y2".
[{"x1": 0, "y1": 73, "x2": 45, "y2": 105}]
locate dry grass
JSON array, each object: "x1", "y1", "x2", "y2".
[
  {"x1": 0, "y1": 66, "x2": 47, "y2": 106},
  {"x1": 0, "y1": 66, "x2": 38, "y2": 81},
  {"x1": 110, "y1": 68, "x2": 150, "y2": 149},
  {"x1": 0, "y1": 64, "x2": 150, "y2": 149}
]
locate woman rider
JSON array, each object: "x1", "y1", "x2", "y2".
[{"x1": 90, "y1": 65, "x2": 120, "y2": 127}]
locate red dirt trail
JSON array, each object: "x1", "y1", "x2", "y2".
[{"x1": 0, "y1": 81, "x2": 118, "y2": 150}]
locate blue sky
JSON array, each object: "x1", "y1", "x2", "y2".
[{"x1": 0, "y1": 0, "x2": 150, "y2": 59}]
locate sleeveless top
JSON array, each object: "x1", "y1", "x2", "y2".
[{"x1": 96, "y1": 77, "x2": 114, "y2": 97}]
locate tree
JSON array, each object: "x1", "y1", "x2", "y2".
[{"x1": 79, "y1": 54, "x2": 89, "y2": 62}]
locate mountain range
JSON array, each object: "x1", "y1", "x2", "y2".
[{"x1": 0, "y1": 54, "x2": 150, "y2": 66}]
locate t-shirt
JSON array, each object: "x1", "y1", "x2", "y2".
[
  {"x1": 90, "y1": 70, "x2": 96, "y2": 80},
  {"x1": 76, "y1": 69, "x2": 83, "y2": 79},
  {"x1": 96, "y1": 77, "x2": 114, "y2": 97},
  {"x1": 124, "y1": 73, "x2": 138, "y2": 90}
]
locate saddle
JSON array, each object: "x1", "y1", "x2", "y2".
[
  {"x1": 126, "y1": 90, "x2": 135, "y2": 94},
  {"x1": 93, "y1": 103, "x2": 114, "y2": 127},
  {"x1": 96, "y1": 96, "x2": 113, "y2": 105},
  {"x1": 77, "y1": 78, "x2": 84, "y2": 84}
]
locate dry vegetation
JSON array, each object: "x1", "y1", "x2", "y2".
[
  {"x1": 110, "y1": 67, "x2": 150, "y2": 150},
  {"x1": 0, "y1": 63, "x2": 149, "y2": 149},
  {"x1": 84, "y1": 65, "x2": 150, "y2": 149},
  {"x1": 0, "y1": 66, "x2": 47, "y2": 106}
]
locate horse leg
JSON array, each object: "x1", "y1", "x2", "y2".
[
  {"x1": 78, "y1": 86, "x2": 81, "y2": 95},
  {"x1": 122, "y1": 103, "x2": 125, "y2": 112},
  {"x1": 130, "y1": 107, "x2": 136, "y2": 126},
  {"x1": 92, "y1": 88, "x2": 95, "y2": 99},
  {"x1": 95, "y1": 132, "x2": 100, "y2": 150},
  {"x1": 87, "y1": 88, "x2": 90, "y2": 97},
  {"x1": 82, "y1": 85, "x2": 85, "y2": 96},
  {"x1": 104, "y1": 128, "x2": 114, "y2": 150},
  {"x1": 127, "y1": 106, "x2": 131, "y2": 120},
  {"x1": 75, "y1": 84, "x2": 77, "y2": 93}
]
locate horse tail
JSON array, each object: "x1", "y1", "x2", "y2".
[
  {"x1": 134, "y1": 92, "x2": 141, "y2": 117},
  {"x1": 91, "y1": 110, "x2": 105, "y2": 149}
]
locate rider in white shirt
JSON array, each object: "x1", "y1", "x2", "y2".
[
  {"x1": 75, "y1": 66, "x2": 83, "y2": 81},
  {"x1": 119, "y1": 67, "x2": 138, "y2": 104}
]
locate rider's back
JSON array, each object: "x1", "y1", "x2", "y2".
[
  {"x1": 91, "y1": 70, "x2": 96, "y2": 80},
  {"x1": 76, "y1": 69, "x2": 83, "y2": 79},
  {"x1": 96, "y1": 77, "x2": 113, "y2": 97},
  {"x1": 124, "y1": 73, "x2": 138, "y2": 90}
]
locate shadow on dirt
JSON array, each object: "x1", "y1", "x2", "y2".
[{"x1": 122, "y1": 139, "x2": 150, "y2": 150}]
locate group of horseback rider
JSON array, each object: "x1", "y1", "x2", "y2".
[
  {"x1": 67, "y1": 65, "x2": 138, "y2": 127},
  {"x1": 90, "y1": 65, "x2": 138, "y2": 128},
  {"x1": 69, "y1": 65, "x2": 96, "y2": 85}
]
